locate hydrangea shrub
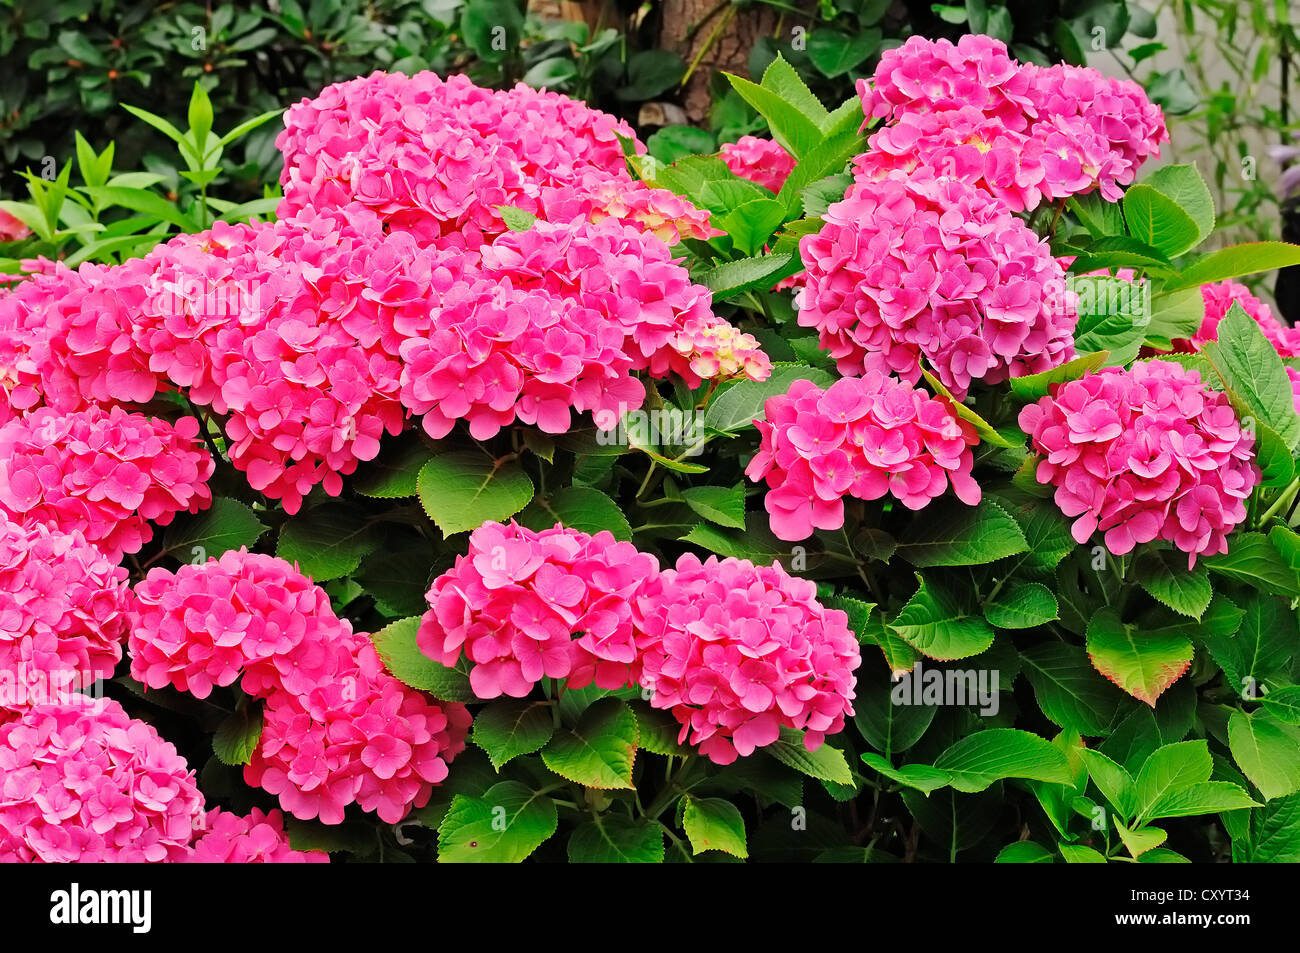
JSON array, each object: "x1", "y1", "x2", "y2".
[{"x1": 3, "y1": 38, "x2": 1300, "y2": 864}]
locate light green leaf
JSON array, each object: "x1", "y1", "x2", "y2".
[
  {"x1": 1228, "y1": 709, "x2": 1300, "y2": 800},
  {"x1": 1136, "y1": 550, "x2": 1213, "y2": 618},
  {"x1": 931, "y1": 728, "x2": 1072, "y2": 793},
  {"x1": 213, "y1": 705, "x2": 263, "y2": 767},
  {"x1": 1086, "y1": 607, "x2": 1192, "y2": 706},
  {"x1": 896, "y1": 498, "x2": 1028, "y2": 567},
  {"x1": 1162, "y1": 241, "x2": 1300, "y2": 293},
  {"x1": 681, "y1": 483, "x2": 747, "y2": 529},
  {"x1": 437, "y1": 781, "x2": 557, "y2": 862},
  {"x1": 683, "y1": 796, "x2": 748, "y2": 857},
  {"x1": 541, "y1": 697, "x2": 639, "y2": 790},
  {"x1": 984, "y1": 581, "x2": 1059, "y2": 629},
  {"x1": 704, "y1": 363, "x2": 835, "y2": 433},
  {"x1": 416, "y1": 451, "x2": 534, "y2": 535},
  {"x1": 370, "y1": 617, "x2": 475, "y2": 703},
  {"x1": 472, "y1": 700, "x2": 555, "y2": 771},
  {"x1": 890, "y1": 574, "x2": 995, "y2": 660},
  {"x1": 765, "y1": 727, "x2": 853, "y2": 784},
  {"x1": 1123, "y1": 184, "x2": 1200, "y2": 257}
]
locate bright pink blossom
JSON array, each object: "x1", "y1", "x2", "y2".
[
  {"x1": 418, "y1": 521, "x2": 662, "y2": 699},
  {"x1": 0, "y1": 697, "x2": 203, "y2": 862},
  {"x1": 634, "y1": 553, "x2": 860, "y2": 765},
  {"x1": 1189, "y1": 281, "x2": 1300, "y2": 357},
  {"x1": 185, "y1": 807, "x2": 328, "y2": 863},
  {"x1": 0, "y1": 519, "x2": 133, "y2": 715},
  {"x1": 797, "y1": 169, "x2": 1076, "y2": 398},
  {"x1": 720, "y1": 136, "x2": 796, "y2": 194},
  {"x1": 1019, "y1": 362, "x2": 1259, "y2": 565},
  {"x1": 746, "y1": 374, "x2": 981, "y2": 540},
  {"x1": 0, "y1": 405, "x2": 213, "y2": 560}
]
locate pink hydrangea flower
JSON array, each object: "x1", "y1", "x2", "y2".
[
  {"x1": 0, "y1": 405, "x2": 213, "y2": 560},
  {"x1": 0, "y1": 519, "x2": 133, "y2": 716},
  {"x1": 1018, "y1": 362, "x2": 1259, "y2": 565},
  {"x1": 0, "y1": 697, "x2": 204, "y2": 862},
  {"x1": 798, "y1": 168, "x2": 1076, "y2": 398},
  {"x1": 853, "y1": 106, "x2": 1048, "y2": 212},
  {"x1": 746, "y1": 374, "x2": 981, "y2": 540},
  {"x1": 667, "y1": 317, "x2": 772, "y2": 382},
  {"x1": 1288, "y1": 366, "x2": 1300, "y2": 415},
  {"x1": 185, "y1": 807, "x2": 328, "y2": 863},
  {"x1": 128, "y1": 549, "x2": 472, "y2": 825},
  {"x1": 634, "y1": 553, "x2": 860, "y2": 765},
  {"x1": 418, "y1": 521, "x2": 662, "y2": 699},
  {"x1": 857, "y1": 34, "x2": 1038, "y2": 131},
  {"x1": 720, "y1": 136, "x2": 797, "y2": 194}
]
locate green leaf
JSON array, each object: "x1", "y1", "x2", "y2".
[
  {"x1": 1022, "y1": 642, "x2": 1127, "y2": 736},
  {"x1": 985, "y1": 581, "x2": 1059, "y2": 629},
  {"x1": 704, "y1": 363, "x2": 835, "y2": 433},
  {"x1": 853, "y1": 676, "x2": 936, "y2": 755},
  {"x1": 994, "y1": 841, "x2": 1056, "y2": 863},
  {"x1": 1161, "y1": 242, "x2": 1300, "y2": 293},
  {"x1": 1086, "y1": 607, "x2": 1192, "y2": 706},
  {"x1": 161, "y1": 497, "x2": 267, "y2": 561},
  {"x1": 352, "y1": 439, "x2": 434, "y2": 498},
  {"x1": 1114, "y1": 818, "x2": 1168, "y2": 858},
  {"x1": 896, "y1": 499, "x2": 1028, "y2": 567},
  {"x1": 807, "y1": 28, "x2": 882, "y2": 77},
  {"x1": 759, "y1": 55, "x2": 830, "y2": 127},
  {"x1": 541, "y1": 697, "x2": 638, "y2": 790},
  {"x1": 617, "y1": 49, "x2": 686, "y2": 101},
  {"x1": 724, "y1": 71, "x2": 824, "y2": 159},
  {"x1": 1144, "y1": 287, "x2": 1206, "y2": 348},
  {"x1": 459, "y1": 0, "x2": 523, "y2": 62},
  {"x1": 765, "y1": 727, "x2": 853, "y2": 784},
  {"x1": 472, "y1": 700, "x2": 555, "y2": 771},
  {"x1": 1144, "y1": 781, "x2": 1259, "y2": 819},
  {"x1": 629, "y1": 699, "x2": 691, "y2": 756},
  {"x1": 1123, "y1": 185, "x2": 1201, "y2": 257},
  {"x1": 186, "y1": 82, "x2": 214, "y2": 156},
  {"x1": 716, "y1": 198, "x2": 786, "y2": 256},
  {"x1": 1201, "y1": 303, "x2": 1300, "y2": 450},
  {"x1": 437, "y1": 781, "x2": 558, "y2": 862},
  {"x1": 496, "y1": 205, "x2": 537, "y2": 232},
  {"x1": 1240, "y1": 793, "x2": 1300, "y2": 862},
  {"x1": 890, "y1": 573, "x2": 994, "y2": 660},
  {"x1": 521, "y1": 486, "x2": 632, "y2": 540},
  {"x1": 1060, "y1": 844, "x2": 1108, "y2": 863},
  {"x1": 681, "y1": 484, "x2": 747, "y2": 529},
  {"x1": 1228, "y1": 709, "x2": 1300, "y2": 800},
  {"x1": 275, "y1": 502, "x2": 380, "y2": 582},
  {"x1": 1202, "y1": 533, "x2": 1300, "y2": 598},
  {"x1": 1008, "y1": 351, "x2": 1109, "y2": 401},
  {"x1": 931, "y1": 728, "x2": 1072, "y2": 793},
  {"x1": 646, "y1": 126, "x2": 716, "y2": 164},
  {"x1": 1136, "y1": 550, "x2": 1213, "y2": 618},
  {"x1": 213, "y1": 704, "x2": 263, "y2": 767},
  {"x1": 1144, "y1": 164, "x2": 1215, "y2": 244},
  {"x1": 1261, "y1": 686, "x2": 1300, "y2": 726},
  {"x1": 416, "y1": 451, "x2": 534, "y2": 536},
  {"x1": 860, "y1": 753, "x2": 952, "y2": 794},
  {"x1": 370, "y1": 617, "x2": 475, "y2": 703},
  {"x1": 1134, "y1": 740, "x2": 1212, "y2": 818},
  {"x1": 353, "y1": 540, "x2": 436, "y2": 619},
  {"x1": 683, "y1": 796, "x2": 748, "y2": 857},
  {"x1": 568, "y1": 816, "x2": 664, "y2": 862},
  {"x1": 696, "y1": 252, "x2": 801, "y2": 299},
  {"x1": 1079, "y1": 748, "x2": 1138, "y2": 819}
]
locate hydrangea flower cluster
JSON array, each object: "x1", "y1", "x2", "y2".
[
  {"x1": 855, "y1": 36, "x2": 1167, "y2": 205},
  {"x1": 0, "y1": 697, "x2": 204, "y2": 862},
  {"x1": 745, "y1": 374, "x2": 981, "y2": 539},
  {"x1": 1019, "y1": 361, "x2": 1259, "y2": 564},
  {"x1": 635, "y1": 553, "x2": 859, "y2": 765},
  {"x1": 0, "y1": 519, "x2": 133, "y2": 715},
  {"x1": 418, "y1": 521, "x2": 663, "y2": 699},
  {"x1": 0, "y1": 405, "x2": 213, "y2": 559},
  {"x1": 668, "y1": 317, "x2": 773, "y2": 383},
  {"x1": 128, "y1": 550, "x2": 470, "y2": 824},
  {"x1": 720, "y1": 136, "x2": 797, "y2": 194},
  {"x1": 276, "y1": 70, "x2": 715, "y2": 247},
  {"x1": 186, "y1": 808, "x2": 328, "y2": 863},
  {"x1": 798, "y1": 169, "x2": 1075, "y2": 398}
]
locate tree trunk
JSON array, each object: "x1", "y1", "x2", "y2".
[{"x1": 658, "y1": 0, "x2": 779, "y2": 123}]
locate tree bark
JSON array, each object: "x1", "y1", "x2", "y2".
[{"x1": 658, "y1": 0, "x2": 779, "y2": 123}]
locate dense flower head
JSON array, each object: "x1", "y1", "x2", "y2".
[
  {"x1": 0, "y1": 405, "x2": 213, "y2": 560},
  {"x1": 746, "y1": 374, "x2": 981, "y2": 540},
  {"x1": 1018, "y1": 361, "x2": 1259, "y2": 565},
  {"x1": 855, "y1": 37, "x2": 1167, "y2": 204},
  {"x1": 798, "y1": 169, "x2": 1075, "y2": 398},
  {"x1": 720, "y1": 136, "x2": 797, "y2": 194},
  {"x1": 634, "y1": 553, "x2": 860, "y2": 765},
  {"x1": 277, "y1": 70, "x2": 715, "y2": 247},
  {"x1": 418, "y1": 521, "x2": 663, "y2": 699},
  {"x1": 853, "y1": 106, "x2": 1047, "y2": 212},
  {"x1": 128, "y1": 549, "x2": 471, "y2": 825},
  {"x1": 667, "y1": 317, "x2": 772, "y2": 383},
  {"x1": 858, "y1": 34, "x2": 1038, "y2": 131},
  {"x1": 1191, "y1": 280, "x2": 1300, "y2": 357},
  {"x1": 0, "y1": 697, "x2": 203, "y2": 862},
  {"x1": 185, "y1": 807, "x2": 328, "y2": 863},
  {"x1": 1025, "y1": 64, "x2": 1169, "y2": 200},
  {"x1": 0, "y1": 519, "x2": 133, "y2": 715}
]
